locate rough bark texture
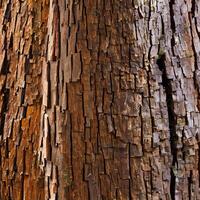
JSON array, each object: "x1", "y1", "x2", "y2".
[{"x1": 0, "y1": 0, "x2": 200, "y2": 199}]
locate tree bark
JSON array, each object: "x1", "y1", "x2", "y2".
[{"x1": 0, "y1": 0, "x2": 200, "y2": 199}]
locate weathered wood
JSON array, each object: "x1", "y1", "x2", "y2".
[{"x1": 1, "y1": 0, "x2": 200, "y2": 199}]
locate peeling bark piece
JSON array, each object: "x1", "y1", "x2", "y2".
[
  {"x1": 42, "y1": 80, "x2": 49, "y2": 106},
  {"x1": 72, "y1": 52, "x2": 81, "y2": 82},
  {"x1": 64, "y1": 56, "x2": 72, "y2": 83}
]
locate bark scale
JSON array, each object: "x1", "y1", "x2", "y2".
[{"x1": 0, "y1": 0, "x2": 200, "y2": 199}]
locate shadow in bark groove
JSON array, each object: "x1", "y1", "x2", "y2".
[
  {"x1": 157, "y1": 53, "x2": 177, "y2": 200},
  {"x1": 0, "y1": 86, "x2": 9, "y2": 137}
]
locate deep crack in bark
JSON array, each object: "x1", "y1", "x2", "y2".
[{"x1": 157, "y1": 54, "x2": 177, "y2": 200}]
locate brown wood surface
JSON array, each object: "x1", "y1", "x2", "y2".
[{"x1": 0, "y1": 0, "x2": 200, "y2": 199}]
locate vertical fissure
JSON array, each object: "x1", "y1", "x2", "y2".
[
  {"x1": 157, "y1": 54, "x2": 177, "y2": 200},
  {"x1": 169, "y1": 0, "x2": 176, "y2": 56},
  {"x1": 168, "y1": 0, "x2": 178, "y2": 198},
  {"x1": 188, "y1": 171, "x2": 192, "y2": 200},
  {"x1": 191, "y1": 0, "x2": 195, "y2": 18},
  {"x1": 0, "y1": 85, "x2": 10, "y2": 137}
]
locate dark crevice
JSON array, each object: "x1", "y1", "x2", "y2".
[
  {"x1": 157, "y1": 54, "x2": 177, "y2": 200},
  {"x1": 9, "y1": 33, "x2": 13, "y2": 49},
  {"x1": 13, "y1": 152, "x2": 17, "y2": 172},
  {"x1": 146, "y1": 0, "x2": 153, "y2": 61},
  {"x1": 191, "y1": 0, "x2": 195, "y2": 18},
  {"x1": 29, "y1": 44, "x2": 33, "y2": 59},
  {"x1": 161, "y1": 15, "x2": 165, "y2": 35},
  {"x1": 22, "y1": 105, "x2": 27, "y2": 119},
  {"x1": 3, "y1": 0, "x2": 11, "y2": 22},
  {"x1": 0, "y1": 30, "x2": 10, "y2": 137},
  {"x1": 169, "y1": 0, "x2": 176, "y2": 56},
  {"x1": 188, "y1": 171, "x2": 192, "y2": 200},
  {"x1": 169, "y1": 0, "x2": 175, "y2": 32},
  {"x1": 0, "y1": 86, "x2": 10, "y2": 136},
  {"x1": 47, "y1": 61, "x2": 51, "y2": 108},
  {"x1": 20, "y1": 87, "x2": 26, "y2": 105},
  {"x1": 5, "y1": 138, "x2": 9, "y2": 158},
  {"x1": 1, "y1": 51, "x2": 9, "y2": 75},
  {"x1": 25, "y1": 56, "x2": 30, "y2": 74},
  {"x1": 167, "y1": 1, "x2": 177, "y2": 197}
]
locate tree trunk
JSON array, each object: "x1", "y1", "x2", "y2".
[{"x1": 0, "y1": 0, "x2": 200, "y2": 199}]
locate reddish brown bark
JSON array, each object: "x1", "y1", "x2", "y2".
[{"x1": 0, "y1": 0, "x2": 200, "y2": 199}]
